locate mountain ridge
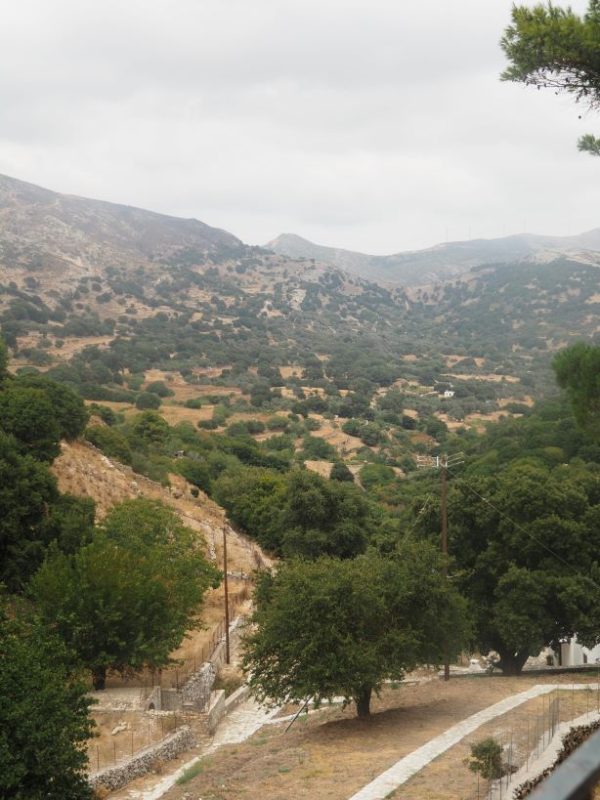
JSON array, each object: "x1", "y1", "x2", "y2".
[
  {"x1": 0, "y1": 172, "x2": 246, "y2": 279},
  {"x1": 265, "y1": 228, "x2": 600, "y2": 285}
]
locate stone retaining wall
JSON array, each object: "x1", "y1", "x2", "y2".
[
  {"x1": 182, "y1": 661, "x2": 217, "y2": 710},
  {"x1": 89, "y1": 725, "x2": 196, "y2": 793},
  {"x1": 225, "y1": 684, "x2": 250, "y2": 713},
  {"x1": 201, "y1": 689, "x2": 227, "y2": 735}
]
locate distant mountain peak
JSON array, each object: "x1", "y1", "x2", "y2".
[{"x1": 265, "y1": 228, "x2": 600, "y2": 285}]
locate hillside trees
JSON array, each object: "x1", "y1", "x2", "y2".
[
  {"x1": 0, "y1": 609, "x2": 95, "y2": 800},
  {"x1": 213, "y1": 467, "x2": 372, "y2": 558},
  {"x1": 30, "y1": 499, "x2": 221, "y2": 689},
  {"x1": 501, "y1": 1, "x2": 600, "y2": 154},
  {"x1": 243, "y1": 545, "x2": 470, "y2": 717}
]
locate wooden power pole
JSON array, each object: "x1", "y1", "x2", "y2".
[
  {"x1": 417, "y1": 452, "x2": 463, "y2": 681},
  {"x1": 223, "y1": 527, "x2": 230, "y2": 665}
]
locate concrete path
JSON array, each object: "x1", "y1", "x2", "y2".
[
  {"x1": 134, "y1": 698, "x2": 281, "y2": 800},
  {"x1": 347, "y1": 684, "x2": 592, "y2": 800}
]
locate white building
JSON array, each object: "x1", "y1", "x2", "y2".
[{"x1": 550, "y1": 636, "x2": 600, "y2": 667}]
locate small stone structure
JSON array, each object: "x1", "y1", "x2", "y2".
[{"x1": 89, "y1": 725, "x2": 196, "y2": 793}]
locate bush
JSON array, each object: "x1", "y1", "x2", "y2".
[
  {"x1": 87, "y1": 403, "x2": 119, "y2": 426},
  {"x1": 342, "y1": 419, "x2": 362, "y2": 437},
  {"x1": 360, "y1": 423, "x2": 383, "y2": 447},
  {"x1": 301, "y1": 435, "x2": 337, "y2": 461},
  {"x1": 246, "y1": 419, "x2": 266, "y2": 434},
  {"x1": 267, "y1": 415, "x2": 290, "y2": 431},
  {"x1": 185, "y1": 397, "x2": 205, "y2": 409},
  {"x1": 85, "y1": 425, "x2": 133, "y2": 465},
  {"x1": 467, "y1": 738, "x2": 504, "y2": 780},
  {"x1": 146, "y1": 380, "x2": 173, "y2": 398},
  {"x1": 330, "y1": 461, "x2": 354, "y2": 482},
  {"x1": 177, "y1": 458, "x2": 212, "y2": 494},
  {"x1": 359, "y1": 463, "x2": 395, "y2": 490},
  {"x1": 136, "y1": 392, "x2": 161, "y2": 410}
]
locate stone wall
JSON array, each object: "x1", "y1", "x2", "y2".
[
  {"x1": 160, "y1": 688, "x2": 183, "y2": 712},
  {"x1": 181, "y1": 661, "x2": 217, "y2": 710},
  {"x1": 89, "y1": 725, "x2": 196, "y2": 793},
  {"x1": 201, "y1": 689, "x2": 226, "y2": 735},
  {"x1": 225, "y1": 684, "x2": 250, "y2": 714}
]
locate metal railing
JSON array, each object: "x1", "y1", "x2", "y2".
[{"x1": 528, "y1": 727, "x2": 600, "y2": 800}]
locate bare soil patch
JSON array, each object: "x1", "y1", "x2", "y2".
[
  {"x1": 16, "y1": 333, "x2": 115, "y2": 359},
  {"x1": 159, "y1": 404, "x2": 214, "y2": 426},
  {"x1": 443, "y1": 372, "x2": 520, "y2": 384},
  {"x1": 498, "y1": 395, "x2": 534, "y2": 408},
  {"x1": 304, "y1": 460, "x2": 333, "y2": 478}
]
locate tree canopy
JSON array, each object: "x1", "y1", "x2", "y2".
[
  {"x1": 436, "y1": 462, "x2": 600, "y2": 674},
  {"x1": 553, "y1": 343, "x2": 600, "y2": 440},
  {"x1": 0, "y1": 432, "x2": 61, "y2": 592},
  {"x1": 0, "y1": 609, "x2": 94, "y2": 800},
  {"x1": 242, "y1": 545, "x2": 470, "y2": 717},
  {"x1": 30, "y1": 499, "x2": 221, "y2": 689},
  {"x1": 501, "y1": 1, "x2": 600, "y2": 154}
]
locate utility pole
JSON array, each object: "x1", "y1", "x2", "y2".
[
  {"x1": 417, "y1": 452, "x2": 464, "y2": 681},
  {"x1": 223, "y1": 527, "x2": 230, "y2": 665}
]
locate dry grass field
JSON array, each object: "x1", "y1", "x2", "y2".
[{"x1": 159, "y1": 675, "x2": 600, "y2": 800}]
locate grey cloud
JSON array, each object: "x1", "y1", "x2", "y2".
[{"x1": 0, "y1": 0, "x2": 597, "y2": 253}]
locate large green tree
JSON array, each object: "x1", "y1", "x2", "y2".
[
  {"x1": 0, "y1": 385, "x2": 61, "y2": 461},
  {"x1": 439, "y1": 462, "x2": 600, "y2": 674},
  {"x1": 15, "y1": 373, "x2": 88, "y2": 441},
  {"x1": 501, "y1": 1, "x2": 600, "y2": 154},
  {"x1": 0, "y1": 610, "x2": 94, "y2": 800},
  {"x1": 553, "y1": 343, "x2": 600, "y2": 440},
  {"x1": 30, "y1": 499, "x2": 221, "y2": 689},
  {"x1": 243, "y1": 544, "x2": 469, "y2": 717},
  {"x1": 0, "y1": 432, "x2": 60, "y2": 591},
  {"x1": 280, "y1": 470, "x2": 371, "y2": 559}
]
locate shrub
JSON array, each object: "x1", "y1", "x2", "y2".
[
  {"x1": 330, "y1": 462, "x2": 354, "y2": 482},
  {"x1": 136, "y1": 392, "x2": 161, "y2": 410},
  {"x1": 467, "y1": 738, "x2": 504, "y2": 780},
  {"x1": 185, "y1": 397, "x2": 205, "y2": 409},
  {"x1": 146, "y1": 380, "x2": 173, "y2": 398},
  {"x1": 85, "y1": 425, "x2": 133, "y2": 465}
]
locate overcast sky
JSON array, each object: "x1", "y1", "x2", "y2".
[{"x1": 0, "y1": 0, "x2": 597, "y2": 253}]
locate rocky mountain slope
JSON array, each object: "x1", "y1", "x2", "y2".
[
  {"x1": 53, "y1": 438, "x2": 266, "y2": 574},
  {"x1": 1, "y1": 172, "x2": 599, "y2": 413},
  {"x1": 265, "y1": 229, "x2": 600, "y2": 285},
  {"x1": 0, "y1": 172, "x2": 245, "y2": 279}
]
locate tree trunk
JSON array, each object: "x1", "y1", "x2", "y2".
[
  {"x1": 497, "y1": 649, "x2": 529, "y2": 676},
  {"x1": 356, "y1": 686, "x2": 372, "y2": 718},
  {"x1": 92, "y1": 666, "x2": 107, "y2": 691}
]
